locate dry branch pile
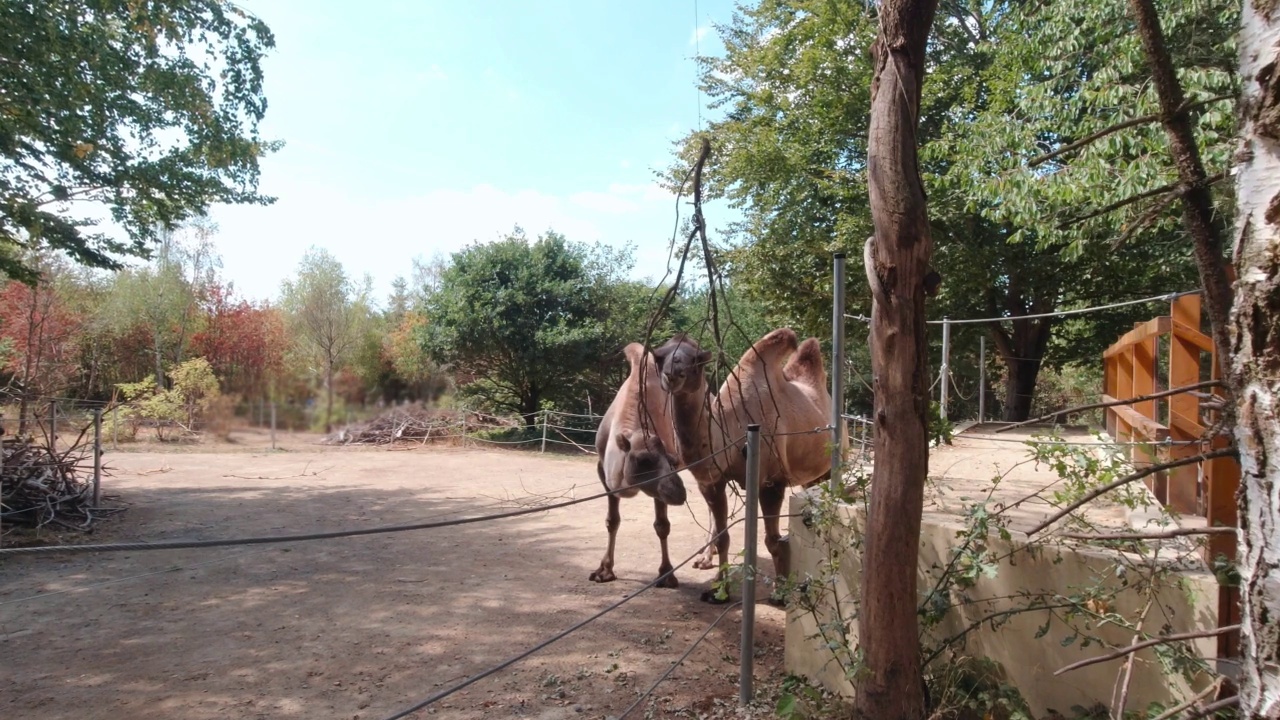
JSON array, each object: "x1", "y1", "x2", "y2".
[
  {"x1": 1, "y1": 436, "x2": 100, "y2": 531},
  {"x1": 323, "y1": 406, "x2": 519, "y2": 446}
]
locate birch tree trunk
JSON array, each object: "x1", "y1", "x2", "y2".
[
  {"x1": 855, "y1": 0, "x2": 939, "y2": 716},
  {"x1": 1231, "y1": 3, "x2": 1280, "y2": 715}
]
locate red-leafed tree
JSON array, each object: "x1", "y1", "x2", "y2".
[
  {"x1": 0, "y1": 278, "x2": 83, "y2": 434},
  {"x1": 191, "y1": 283, "x2": 286, "y2": 401}
]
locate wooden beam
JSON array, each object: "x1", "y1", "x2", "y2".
[
  {"x1": 1104, "y1": 316, "x2": 1172, "y2": 358},
  {"x1": 1103, "y1": 395, "x2": 1170, "y2": 441},
  {"x1": 1169, "y1": 409, "x2": 1206, "y2": 439},
  {"x1": 1171, "y1": 320, "x2": 1213, "y2": 353}
]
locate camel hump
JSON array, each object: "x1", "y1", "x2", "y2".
[
  {"x1": 784, "y1": 337, "x2": 827, "y2": 387},
  {"x1": 622, "y1": 342, "x2": 647, "y2": 369},
  {"x1": 743, "y1": 328, "x2": 799, "y2": 367}
]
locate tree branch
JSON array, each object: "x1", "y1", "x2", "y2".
[
  {"x1": 1148, "y1": 679, "x2": 1224, "y2": 720},
  {"x1": 1054, "y1": 625, "x2": 1240, "y2": 676},
  {"x1": 1028, "y1": 94, "x2": 1234, "y2": 168},
  {"x1": 995, "y1": 380, "x2": 1222, "y2": 433},
  {"x1": 1061, "y1": 527, "x2": 1237, "y2": 541},
  {"x1": 1057, "y1": 171, "x2": 1226, "y2": 230},
  {"x1": 1027, "y1": 448, "x2": 1239, "y2": 536},
  {"x1": 1181, "y1": 696, "x2": 1239, "y2": 720}
]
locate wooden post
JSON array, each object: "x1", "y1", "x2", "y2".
[
  {"x1": 111, "y1": 404, "x2": 119, "y2": 451},
  {"x1": 49, "y1": 400, "x2": 57, "y2": 450},
  {"x1": 92, "y1": 409, "x2": 102, "y2": 508},
  {"x1": 978, "y1": 335, "x2": 986, "y2": 423},
  {"x1": 270, "y1": 402, "x2": 277, "y2": 450},
  {"x1": 1167, "y1": 294, "x2": 1202, "y2": 514},
  {"x1": 1132, "y1": 321, "x2": 1160, "y2": 498}
]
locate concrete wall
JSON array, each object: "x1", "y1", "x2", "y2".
[{"x1": 784, "y1": 490, "x2": 1221, "y2": 718}]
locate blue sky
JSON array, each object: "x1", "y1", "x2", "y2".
[{"x1": 209, "y1": 0, "x2": 739, "y2": 304}]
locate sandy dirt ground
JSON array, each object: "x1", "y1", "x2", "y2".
[{"x1": 0, "y1": 431, "x2": 790, "y2": 720}]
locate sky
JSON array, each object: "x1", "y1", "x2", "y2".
[{"x1": 204, "y1": 0, "x2": 740, "y2": 304}]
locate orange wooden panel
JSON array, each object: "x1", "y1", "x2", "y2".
[
  {"x1": 1205, "y1": 432, "x2": 1240, "y2": 562},
  {"x1": 1168, "y1": 295, "x2": 1202, "y2": 515},
  {"x1": 1132, "y1": 334, "x2": 1157, "y2": 419},
  {"x1": 1103, "y1": 316, "x2": 1172, "y2": 358},
  {"x1": 1102, "y1": 395, "x2": 1170, "y2": 441}
]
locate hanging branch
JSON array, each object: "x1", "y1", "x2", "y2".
[
  {"x1": 1057, "y1": 171, "x2": 1226, "y2": 230},
  {"x1": 1112, "y1": 190, "x2": 1182, "y2": 249},
  {"x1": 1027, "y1": 448, "x2": 1238, "y2": 536},
  {"x1": 1061, "y1": 527, "x2": 1237, "y2": 541},
  {"x1": 1028, "y1": 94, "x2": 1234, "y2": 168},
  {"x1": 995, "y1": 380, "x2": 1222, "y2": 433},
  {"x1": 1053, "y1": 624, "x2": 1241, "y2": 676},
  {"x1": 1149, "y1": 679, "x2": 1225, "y2": 720},
  {"x1": 1181, "y1": 696, "x2": 1240, "y2": 719}
]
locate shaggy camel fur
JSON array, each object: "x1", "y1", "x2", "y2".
[
  {"x1": 653, "y1": 329, "x2": 839, "y2": 602},
  {"x1": 591, "y1": 343, "x2": 688, "y2": 587}
]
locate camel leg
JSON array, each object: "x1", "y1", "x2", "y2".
[
  {"x1": 699, "y1": 481, "x2": 732, "y2": 604},
  {"x1": 589, "y1": 494, "x2": 621, "y2": 583},
  {"x1": 692, "y1": 503, "x2": 718, "y2": 570},
  {"x1": 760, "y1": 480, "x2": 790, "y2": 606},
  {"x1": 653, "y1": 499, "x2": 678, "y2": 588}
]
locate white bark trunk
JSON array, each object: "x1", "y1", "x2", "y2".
[{"x1": 1231, "y1": 3, "x2": 1280, "y2": 716}]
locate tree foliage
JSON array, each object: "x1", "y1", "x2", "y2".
[
  {"x1": 420, "y1": 229, "x2": 664, "y2": 423},
  {"x1": 0, "y1": 0, "x2": 279, "y2": 283},
  {"x1": 676, "y1": 0, "x2": 1229, "y2": 419}
]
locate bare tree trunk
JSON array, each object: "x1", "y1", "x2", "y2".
[
  {"x1": 1230, "y1": 3, "x2": 1280, "y2": 714},
  {"x1": 325, "y1": 359, "x2": 335, "y2": 434},
  {"x1": 1127, "y1": 0, "x2": 1235, "y2": 363},
  {"x1": 856, "y1": 0, "x2": 939, "y2": 716},
  {"x1": 17, "y1": 283, "x2": 39, "y2": 435}
]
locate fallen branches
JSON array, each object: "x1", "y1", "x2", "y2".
[
  {"x1": 1, "y1": 434, "x2": 108, "y2": 531},
  {"x1": 1028, "y1": 448, "x2": 1238, "y2": 536},
  {"x1": 323, "y1": 406, "x2": 519, "y2": 446},
  {"x1": 1054, "y1": 625, "x2": 1240, "y2": 675},
  {"x1": 996, "y1": 380, "x2": 1221, "y2": 433}
]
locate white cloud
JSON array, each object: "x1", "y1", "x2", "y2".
[{"x1": 690, "y1": 26, "x2": 710, "y2": 46}]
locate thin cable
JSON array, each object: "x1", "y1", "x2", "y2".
[
  {"x1": 694, "y1": 0, "x2": 702, "y2": 130},
  {"x1": 379, "y1": 517, "x2": 745, "y2": 720},
  {"x1": 843, "y1": 290, "x2": 1198, "y2": 326},
  {"x1": 0, "y1": 440, "x2": 746, "y2": 557},
  {"x1": 618, "y1": 601, "x2": 742, "y2": 718}
]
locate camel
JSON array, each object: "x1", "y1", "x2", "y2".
[
  {"x1": 652, "y1": 328, "x2": 840, "y2": 602},
  {"x1": 590, "y1": 342, "x2": 688, "y2": 587}
]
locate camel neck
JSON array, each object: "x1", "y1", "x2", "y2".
[{"x1": 671, "y1": 382, "x2": 713, "y2": 467}]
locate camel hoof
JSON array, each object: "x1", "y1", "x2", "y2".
[
  {"x1": 700, "y1": 588, "x2": 731, "y2": 604},
  {"x1": 589, "y1": 568, "x2": 616, "y2": 583},
  {"x1": 655, "y1": 572, "x2": 679, "y2": 589},
  {"x1": 692, "y1": 557, "x2": 716, "y2": 571}
]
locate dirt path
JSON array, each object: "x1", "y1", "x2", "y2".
[{"x1": 0, "y1": 445, "x2": 788, "y2": 720}]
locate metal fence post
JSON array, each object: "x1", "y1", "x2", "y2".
[
  {"x1": 739, "y1": 424, "x2": 761, "y2": 706},
  {"x1": 540, "y1": 410, "x2": 549, "y2": 453},
  {"x1": 939, "y1": 318, "x2": 951, "y2": 421},
  {"x1": 93, "y1": 409, "x2": 103, "y2": 508},
  {"x1": 829, "y1": 252, "x2": 846, "y2": 493},
  {"x1": 978, "y1": 335, "x2": 987, "y2": 423},
  {"x1": 270, "y1": 401, "x2": 277, "y2": 450}
]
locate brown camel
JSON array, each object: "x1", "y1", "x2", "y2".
[
  {"x1": 653, "y1": 329, "x2": 840, "y2": 603},
  {"x1": 590, "y1": 342, "x2": 688, "y2": 587}
]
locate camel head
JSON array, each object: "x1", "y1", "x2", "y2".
[
  {"x1": 615, "y1": 431, "x2": 686, "y2": 506},
  {"x1": 652, "y1": 333, "x2": 711, "y2": 396}
]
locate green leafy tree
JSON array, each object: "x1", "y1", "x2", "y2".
[
  {"x1": 0, "y1": 0, "x2": 278, "y2": 282},
  {"x1": 675, "y1": 0, "x2": 1223, "y2": 419},
  {"x1": 280, "y1": 248, "x2": 371, "y2": 433},
  {"x1": 420, "y1": 228, "x2": 649, "y2": 424}
]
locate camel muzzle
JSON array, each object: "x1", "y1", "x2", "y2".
[{"x1": 658, "y1": 477, "x2": 687, "y2": 506}]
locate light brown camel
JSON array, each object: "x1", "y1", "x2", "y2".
[
  {"x1": 590, "y1": 342, "x2": 688, "y2": 587},
  {"x1": 653, "y1": 329, "x2": 840, "y2": 603}
]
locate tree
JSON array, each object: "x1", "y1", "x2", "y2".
[
  {"x1": 191, "y1": 283, "x2": 286, "y2": 401},
  {"x1": 0, "y1": 0, "x2": 278, "y2": 283},
  {"x1": 854, "y1": 0, "x2": 938, "y2": 717},
  {"x1": 280, "y1": 248, "x2": 369, "y2": 433},
  {"x1": 1227, "y1": 0, "x2": 1278, "y2": 713},
  {"x1": 0, "y1": 264, "x2": 82, "y2": 433},
  {"x1": 420, "y1": 229, "x2": 633, "y2": 424},
  {"x1": 674, "y1": 0, "x2": 1219, "y2": 420}
]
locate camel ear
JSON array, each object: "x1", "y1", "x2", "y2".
[
  {"x1": 615, "y1": 434, "x2": 631, "y2": 453},
  {"x1": 652, "y1": 346, "x2": 669, "y2": 371}
]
